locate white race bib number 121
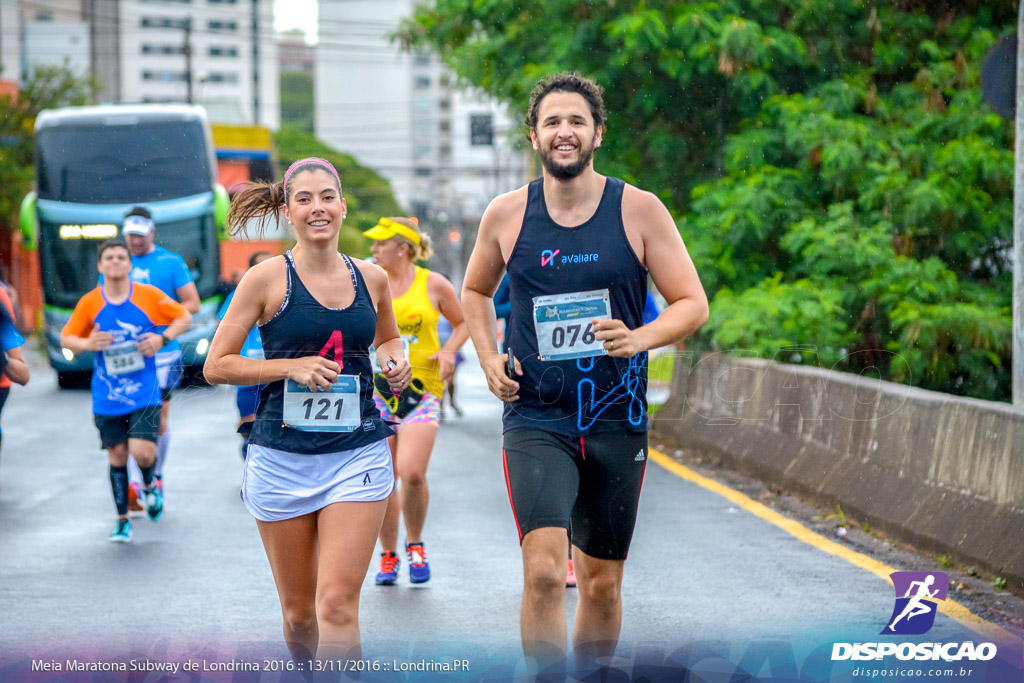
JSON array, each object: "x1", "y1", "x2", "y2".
[
  {"x1": 283, "y1": 376, "x2": 361, "y2": 432},
  {"x1": 532, "y1": 289, "x2": 611, "y2": 361}
]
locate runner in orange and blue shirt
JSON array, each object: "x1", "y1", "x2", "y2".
[
  {"x1": 364, "y1": 216, "x2": 469, "y2": 585},
  {"x1": 60, "y1": 240, "x2": 192, "y2": 542}
]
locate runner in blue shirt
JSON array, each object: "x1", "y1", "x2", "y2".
[{"x1": 121, "y1": 206, "x2": 200, "y2": 506}]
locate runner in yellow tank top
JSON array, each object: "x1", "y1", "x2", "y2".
[
  {"x1": 364, "y1": 216, "x2": 469, "y2": 585},
  {"x1": 392, "y1": 266, "x2": 445, "y2": 398}
]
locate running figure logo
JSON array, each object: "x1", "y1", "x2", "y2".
[{"x1": 882, "y1": 571, "x2": 948, "y2": 635}]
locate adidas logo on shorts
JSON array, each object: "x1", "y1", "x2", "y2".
[{"x1": 635, "y1": 449, "x2": 646, "y2": 462}]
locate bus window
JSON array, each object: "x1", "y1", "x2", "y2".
[{"x1": 36, "y1": 122, "x2": 211, "y2": 204}]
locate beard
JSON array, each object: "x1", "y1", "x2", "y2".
[{"x1": 538, "y1": 135, "x2": 598, "y2": 181}]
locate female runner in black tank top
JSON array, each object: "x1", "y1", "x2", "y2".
[{"x1": 205, "y1": 158, "x2": 411, "y2": 665}]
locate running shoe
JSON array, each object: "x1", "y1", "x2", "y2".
[
  {"x1": 127, "y1": 483, "x2": 144, "y2": 517},
  {"x1": 566, "y1": 559, "x2": 577, "y2": 588},
  {"x1": 406, "y1": 542, "x2": 430, "y2": 583},
  {"x1": 375, "y1": 551, "x2": 400, "y2": 586},
  {"x1": 109, "y1": 518, "x2": 132, "y2": 543},
  {"x1": 144, "y1": 484, "x2": 164, "y2": 521}
]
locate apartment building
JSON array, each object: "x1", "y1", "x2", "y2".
[
  {"x1": 1, "y1": 0, "x2": 278, "y2": 128},
  {"x1": 315, "y1": 0, "x2": 527, "y2": 279},
  {"x1": 278, "y1": 28, "x2": 313, "y2": 76}
]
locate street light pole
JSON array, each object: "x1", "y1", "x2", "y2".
[
  {"x1": 183, "y1": 18, "x2": 194, "y2": 104},
  {"x1": 1014, "y1": 0, "x2": 1024, "y2": 406}
]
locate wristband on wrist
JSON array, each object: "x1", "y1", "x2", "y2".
[{"x1": 159, "y1": 333, "x2": 171, "y2": 347}]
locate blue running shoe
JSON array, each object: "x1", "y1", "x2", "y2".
[
  {"x1": 375, "y1": 551, "x2": 400, "y2": 585},
  {"x1": 406, "y1": 542, "x2": 430, "y2": 583},
  {"x1": 109, "y1": 518, "x2": 132, "y2": 543},
  {"x1": 144, "y1": 484, "x2": 163, "y2": 521}
]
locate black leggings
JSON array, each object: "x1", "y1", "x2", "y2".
[{"x1": 502, "y1": 427, "x2": 648, "y2": 561}]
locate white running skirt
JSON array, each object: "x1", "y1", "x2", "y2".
[{"x1": 242, "y1": 439, "x2": 394, "y2": 522}]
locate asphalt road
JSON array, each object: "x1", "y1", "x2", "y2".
[{"x1": 0, "y1": 347, "x2": 1021, "y2": 681}]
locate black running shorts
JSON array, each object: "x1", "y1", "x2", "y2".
[
  {"x1": 94, "y1": 404, "x2": 162, "y2": 449},
  {"x1": 502, "y1": 427, "x2": 648, "y2": 561}
]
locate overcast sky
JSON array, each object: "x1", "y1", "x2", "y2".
[{"x1": 274, "y1": 0, "x2": 318, "y2": 42}]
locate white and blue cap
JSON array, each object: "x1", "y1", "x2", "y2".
[{"x1": 123, "y1": 214, "x2": 155, "y2": 236}]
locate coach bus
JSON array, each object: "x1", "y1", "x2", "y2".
[{"x1": 19, "y1": 104, "x2": 228, "y2": 387}]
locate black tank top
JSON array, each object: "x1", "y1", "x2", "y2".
[
  {"x1": 249, "y1": 251, "x2": 394, "y2": 454},
  {"x1": 504, "y1": 177, "x2": 648, "y2": 436}
]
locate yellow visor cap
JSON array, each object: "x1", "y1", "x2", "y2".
[{"x1": 363, "y1": 218, "x2": 421, "y2": 245}]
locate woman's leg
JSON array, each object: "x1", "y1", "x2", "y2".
[
  {"x1": 256, "y1": 514, "x2": 320, "y2": 662},
  {"x1": 394, "y1": 422, "x2": 438, "y2": 543},
  {"x1": 314, "y1": 499, "x2": 388, "y2": 659},
  {"x1": 377, "y1": 434, "x2": 400, "y2": 553}
]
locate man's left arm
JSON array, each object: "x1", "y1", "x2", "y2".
[
  {"x1": 593, "y1": 188, "x2": 709, "y2": 357},
  {"x1": 176, "y1": 282, "x2": 200, "y2": 314}
]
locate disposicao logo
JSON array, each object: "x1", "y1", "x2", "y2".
[
  {"x1": 541, "y1": 249, "x2": 560, "y2": 266},
  {"x1": 883, "y1": 571, "x2": 947, "y2": 635},
  {"x1": 830, "y1": 570, "x2": 997, "y2": 663}
]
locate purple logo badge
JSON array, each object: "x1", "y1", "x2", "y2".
[{"x1": 882, "y1": 571, "x2": 948, "y2": 635}]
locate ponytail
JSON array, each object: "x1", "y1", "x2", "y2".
[
  {"x1": 226, "y1": 180, "x2": 286, "y2": 239},
  {"x1": 416, "y1": 233, "x2": 434, "y2": 262}
]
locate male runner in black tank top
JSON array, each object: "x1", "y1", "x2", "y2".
[{"x1": 461, "y1": 72, "x2": 709, "y2": 674}]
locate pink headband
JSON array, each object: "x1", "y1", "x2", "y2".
[{"x1": 283, "y1": 157, "x2": 341, "y2": 192}]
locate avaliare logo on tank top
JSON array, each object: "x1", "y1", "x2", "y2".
[{"x1": 540, "y1": 248, "x2": 600, "y2": 267}]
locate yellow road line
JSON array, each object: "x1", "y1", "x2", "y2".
[{"x1": 648, "y1": 448, "x2": 1023, "y2": 648}]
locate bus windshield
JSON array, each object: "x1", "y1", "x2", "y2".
[
  {"x1": 36, "y1": 121, "x2": 211, "y2": 204},
  {"x1": 38, "y1": 214, "x2": 220, "y2": 309}
]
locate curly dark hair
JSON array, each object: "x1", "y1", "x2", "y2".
[{"x1": 525, "y1": 71, "x2": 606, "y2": 131}]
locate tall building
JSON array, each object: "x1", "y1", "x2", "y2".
[
  {"x1": 278, "y1": 28, "x2": 314, "y2": 76},
  {"x1": 0, "y1": 2, "x2": 24, "y2": 83},
  {"x1": 2, "y1": 0, "x2": 279, "y2": 128},
  {"x1": 117, "y1": 0, "x2": 278, "y2": 127},
  {"x1": 316, "y1": 0, "x2": 527, "y2": 281}
]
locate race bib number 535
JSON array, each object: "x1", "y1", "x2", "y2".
[{"x1": 532, "y1": 289, "x2": 611, "y2": 361}]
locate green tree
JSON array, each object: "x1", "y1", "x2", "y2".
[
  {"x1": 0, "y1": 64, "x2": 97, "y2": 226},
  {"x1": 402, "y1": 1, "x2": 1016, "y2": 401},
  {"x1": 274, "y1": 127, "x2": 404, "y2": 256},
  {"x1": 280, "y1": 71, "x2": 314, "y2": 134}
]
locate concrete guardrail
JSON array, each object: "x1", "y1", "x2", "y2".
[{"x1": 650, "y1": 352, "x2": 1024, "y2": 594}]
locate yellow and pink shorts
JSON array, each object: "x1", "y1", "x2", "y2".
[{"x1": 374, "y1": 391, "x2": 441, "y2": 428}]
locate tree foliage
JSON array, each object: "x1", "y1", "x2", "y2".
[
  {"x1": 402, "y1": 0, "x2": 1017, "y2": 400},
  {"x1": 274, "y1": 127, "x2": 403, "y2": 256},
  {"x1": 0, "y1": 65, "x2": 98, "y2": 223},
  {"x1": 280, "y1": 72, "x2": 314, "y2": 134}
]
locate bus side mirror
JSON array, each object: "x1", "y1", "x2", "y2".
[
  {"x1": 19, "y1": 191, "x2": 37, "y2": 252},
  {"x1": 214, "y1": 183, "x2": 230, "y2": 239}
]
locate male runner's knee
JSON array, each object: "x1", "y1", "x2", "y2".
[
  {"x1": 578, "y1": 569, "x2": 622, "y2": 605},
  {"x1": 522, "y1": 554, "x2": 566, "y2": 596}
]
